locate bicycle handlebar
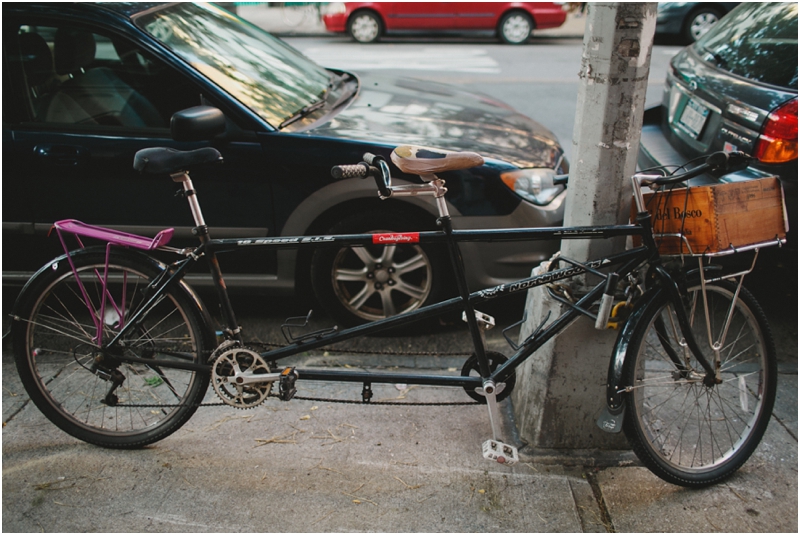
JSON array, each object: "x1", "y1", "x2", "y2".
[
  {"x1": 551, "y1": 151, "x2": 753, "y2": 188},
  {"x1": 330, "y1": 162, "x2": 373, "y2": 179},
  {"x1": 331, "y1": 153, "x2": 393, "y2": 198},
  {"x1": 643, "y1": 151, "x2": 753, "y2": 186}
]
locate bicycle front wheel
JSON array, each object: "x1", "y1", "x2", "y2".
[
  {"x1": 12, "y1": 249, "x2": 210, "y2": 448},
  {"x1": 623, "y1": 281, "x2": 777, "y2": 487}
]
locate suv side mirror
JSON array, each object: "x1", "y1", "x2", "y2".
[{"x1": 170, "y1": 106, "x2": 226, "y2": 141}]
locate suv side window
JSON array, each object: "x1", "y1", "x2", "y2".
[{"x1": 12, "y1": 22, "x2": 201, "y2": 129}]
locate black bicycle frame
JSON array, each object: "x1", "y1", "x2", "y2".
[{"x1": 104, "y1": 220, "x2": 655, "y2": 393}]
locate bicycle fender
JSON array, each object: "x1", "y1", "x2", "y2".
[
  {"x1": 10, "y1": 250, "x2": 95, "y2": 321},
  {"x1": 597, "y1": 285, "x2": 665, "y2": 434},
  {"x1": 10, "y1": 247, "x2": 218, "y2": 356}
]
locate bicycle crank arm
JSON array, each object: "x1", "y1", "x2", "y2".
[
  {"x1": 480, "y1": 380, "x2": 518, "y2": 465},
  {"x1": 216, "y1": 371, "x2": 282, "y2": 386}
]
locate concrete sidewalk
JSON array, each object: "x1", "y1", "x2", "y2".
[
  {"x1": 236, "y1": 4, "x2": 587, "y2": 40},
  {"x1": 2, "y1": 334, "x2": 797, "y2": 532}
]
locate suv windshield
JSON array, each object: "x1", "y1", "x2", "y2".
[
  {"x1": 695, "y1": 2, "x2": 798, "y2": 90},
  {"x1": 136, "y1": 3, "x2": 332, "y2": 127}
]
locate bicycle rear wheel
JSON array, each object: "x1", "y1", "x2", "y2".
[
  {"x1": 623, "y1": 281, "x2": 777, "y2": 487},
  {"x1": 12, "y1": 249, "x2": 210, "y2": 448}
]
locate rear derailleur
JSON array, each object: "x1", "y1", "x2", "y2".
[{"x1": 90, "y1": 352, "x2": 126, "y2": 407}]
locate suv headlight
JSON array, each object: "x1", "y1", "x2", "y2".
[{"x1": 500, "y1": 168, "x2": 564, "y2": 206}]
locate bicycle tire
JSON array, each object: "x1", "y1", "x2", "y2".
[
  {"x1": 622, "y1": 280, "x2": 777, "y2": 487},
  {"x1": 11, "y1": 248, "x2": 210, "y2": 448}
]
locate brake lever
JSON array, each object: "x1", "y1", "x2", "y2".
[
  {"x1": 361, "y1": 153, "x2": 392, "y2": 198},
  {"x1": 725, "y1": 151, "x2": 754, "y2": 171},
  {"x1": 707, "y1": 150, "x2": 753, "y2": 176}
]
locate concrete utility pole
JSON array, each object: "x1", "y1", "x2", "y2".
[{"x1": 512, "y1": 3, "x2": 657, "y2": 450}]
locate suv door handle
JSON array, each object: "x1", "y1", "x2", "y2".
[{"x1": 33, "y1": 144, "x2": 88, "y2": 166}]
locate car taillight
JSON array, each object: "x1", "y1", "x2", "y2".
[{"x1": 754, "y1": 99, "x2": 798, "y2": 163}]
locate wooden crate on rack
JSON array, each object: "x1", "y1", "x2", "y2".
[{"x1": 634, "y1": 177, "x2": 788, "y2": 255}]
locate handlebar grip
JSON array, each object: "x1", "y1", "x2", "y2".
[
  {"x1": 331, "y1": 162, "x2": 370, "y2": 179},
  {"x1": 362, "y1": 152, "x2": 381, "y2": 166}
]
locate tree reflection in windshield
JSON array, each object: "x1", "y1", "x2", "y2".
[
  {"x1": 138, "y1": 3, "x2": 331, "y2": 127},
  {"x1": 696, "y1": 3, "x2": 798, "y2": 90}
]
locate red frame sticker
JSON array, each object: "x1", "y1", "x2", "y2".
[{"x1": 372, "y1": 232, "x2": 420, "y2": 244}]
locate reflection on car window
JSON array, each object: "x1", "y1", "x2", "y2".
[
  {"x1": 14, "y1": 23, "x2": 198, "y2": 128},
  {"x1": 695, "y1": 3, "x2": 798, "y2": 90},
  {"x1": 138, "y1": 3, "x2": 331, "y2": 128}
]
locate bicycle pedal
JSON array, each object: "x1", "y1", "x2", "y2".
[
  {"x1": 482, "y1": 439, "x2": 518, "y2": 465},
  {"x1": 278, "y1": 367, "x2": 299, "y2": 401},
  {"x1": 462, "y1": 310, "x2": 495, "y2": 330}
]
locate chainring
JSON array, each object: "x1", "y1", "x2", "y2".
[
  {"x1": 461, "y1": 351, "x2": 516, "y2": 403},
  {"x1": 211, "y1": 346, "x2": 273, "y2": 409}
]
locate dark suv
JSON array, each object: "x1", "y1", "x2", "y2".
[
  {"x1": 639, "y1": 2, "x2": 797, "y2": 247},
  {"x1": 3, "y1": 2, "x2": 569, "y2": 327}
]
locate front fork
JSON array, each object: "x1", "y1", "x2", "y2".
[
  {"x1": 636, "y1": 209, "x2": 719, "y2": 384},
  {"x1": 652, "y1": 264, "x2": 719, "y2": 386}
]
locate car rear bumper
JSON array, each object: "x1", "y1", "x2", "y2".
[
  {"x1": 322, "y1": 13, "x2": 347, "y2": 32},
  {"x1": 529, "y1": 6, "x2": 567, "y2": 30},
  {"x1": 639, "y1": 105, "x2": 796, "y2": 248},
  {"x1": 639, "y1": 106, "x2": 720, "y2": 185}
]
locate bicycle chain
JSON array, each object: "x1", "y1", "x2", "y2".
[{"x1": 290, "y1": 395, "x2": 479, "y2": 406}]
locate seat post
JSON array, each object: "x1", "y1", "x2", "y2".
[
  {"x1": 171, "y1": 171, "x2": 206, "y2": 229},
  {"x1": 431, "y1": 178, "x2": 450, "y2": 219},
  {"x1": 170, "y1": 170, "x2": 241, "y2": 341}
]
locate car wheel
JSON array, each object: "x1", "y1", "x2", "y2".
[
  {"x1": 498, "y1": 11, "x2": 533, "y2": 44},
  {"x1": 683, "y1": 7, "x2": 723, "y2": 42},
  {"x1": 310, "y1": 209, "x2": 446, "y2": 327},
  {"x1": 348, "y1": 10, "x2": 382, "y2": 43}
]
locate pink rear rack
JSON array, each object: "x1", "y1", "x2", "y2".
[{"x1": 53, "y1": 219, "x2": 174, "y2": 250}]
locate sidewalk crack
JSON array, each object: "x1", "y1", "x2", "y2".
[
  {"x1": 585, "y1": 470, "x2": 616, "y2": 533},
  {"x1": 771, "y1": 413, "x2": 798, "y2": 442}
]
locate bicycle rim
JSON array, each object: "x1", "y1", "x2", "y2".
[
  {"x1": 624, "y1": 282, "x2": 776, "y2": 486},
  {"x1": 15, "y1": 252, "x2": 208, "y2": 447}
]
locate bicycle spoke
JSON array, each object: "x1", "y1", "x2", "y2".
[
  {"x1": 22, "y1": 314, "x2": 97, "y2": 347},
  {"x1": 625, "y1": 282, "x2": 775, "y2": 485},
  {"x1": 15, "y1": 253, "x2": 207, "y2": 446}
]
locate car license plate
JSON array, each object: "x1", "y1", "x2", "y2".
[{"x1": 678, "y1": 99, "x2": 709, "y2": 138}]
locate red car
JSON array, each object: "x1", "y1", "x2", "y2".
[{"x1": 322, "y1": 2, "x2": 567, "y2": 44}]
